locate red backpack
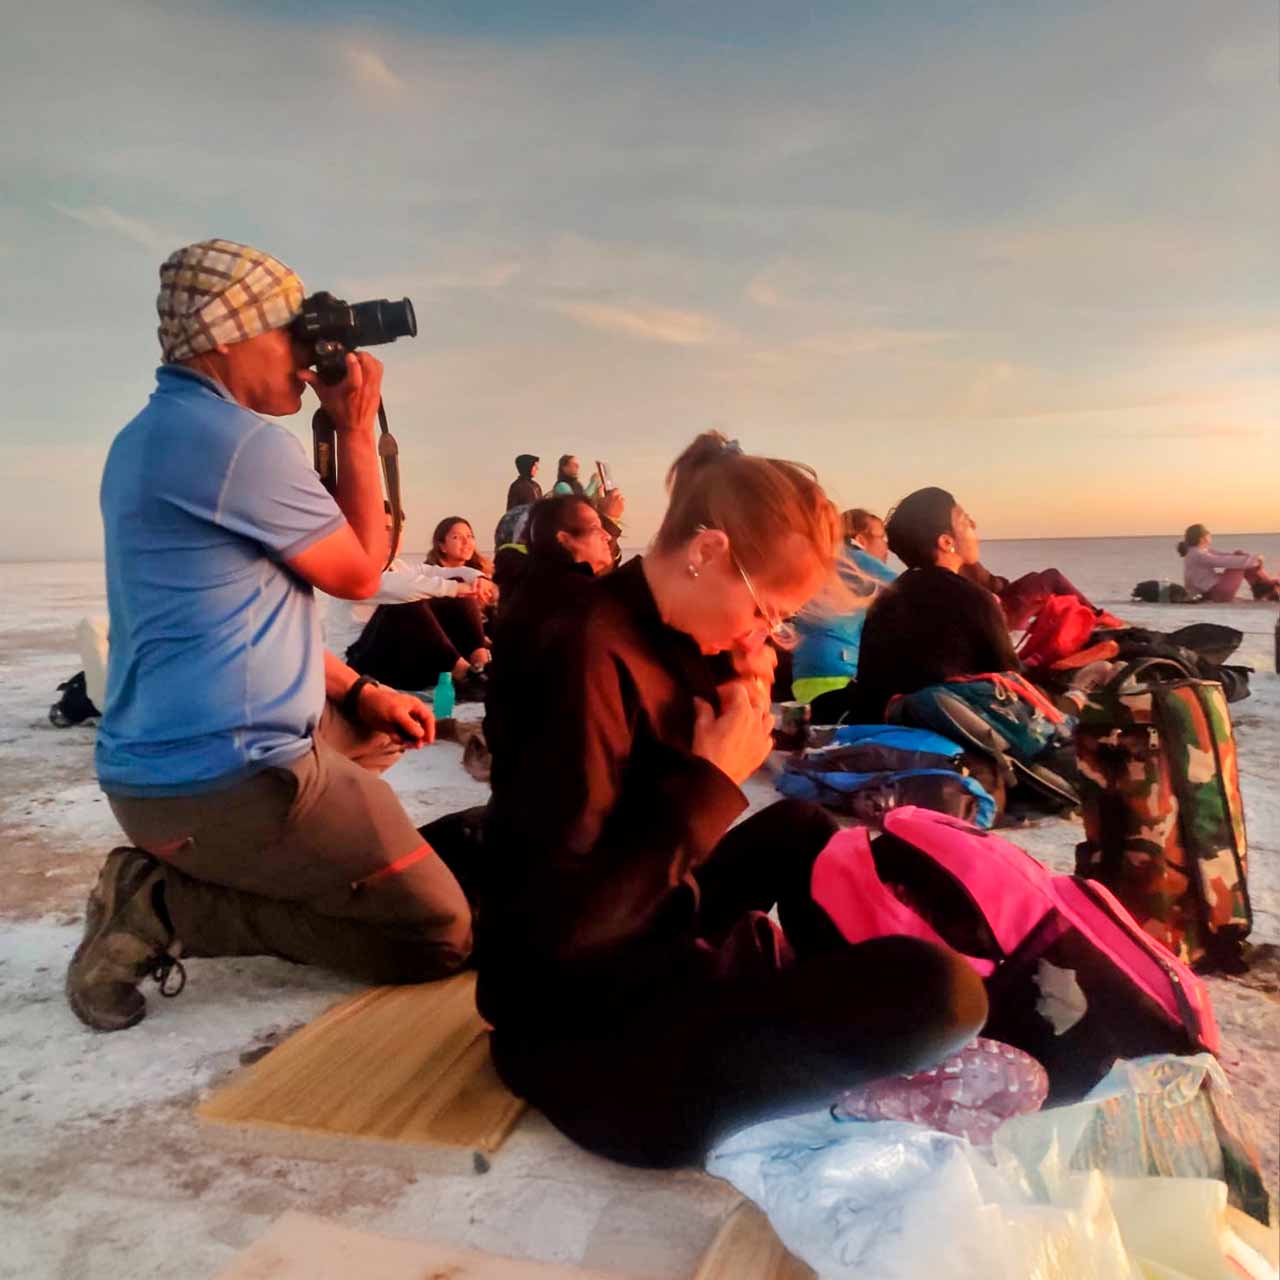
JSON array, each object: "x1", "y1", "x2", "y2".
[
  {"x1": 811, "y1": 807, "x2": 1218, "y2": 1102},
  {"x1": 1017, "y1": 594, "x2": 1098, "y2": 670}
]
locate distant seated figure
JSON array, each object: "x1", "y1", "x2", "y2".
[
  {"x1": 348, "y1": 516, "x2": 496, "y2": 696},
  {"x1": 507, "y1": 454, "x2": 543, "y2": 511},
  {"x1": 1178, "y1": 523, "x2": 1280, "y2": 603},
  {"x1": 426, "y1": 515, "x2": 495, "y2": 580},
  {"x1": 791, "y1": 508, "x2": 898, "y2": 707},
  {"x1": 857, "y1": 487, "x2": 1020, "y2": 722},
  {"x1": 323, "y1": 503, "x2": 481, "y2": 659}
]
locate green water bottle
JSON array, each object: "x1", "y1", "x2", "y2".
[{"x1": 433, "y1": 670, "x2": 456, "y2": 719}]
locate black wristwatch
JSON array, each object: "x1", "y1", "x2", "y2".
[{"x1": 341, "y1": 675, "x2": 379, "y2": 723}]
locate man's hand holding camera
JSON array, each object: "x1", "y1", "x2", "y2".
[{"x1": 298, "y1": 350, "x2": 384, "y2": 439}]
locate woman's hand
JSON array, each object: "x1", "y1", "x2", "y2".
[
  {"x1": 474, "y1": 578, "x2": 499, "y2": 606},
  {"x1": 357, "y1": 683, "x2": 435, "y2": 746},
  {"x1": 731, "y1": 640, "x2": 777, "y2": 688},
  {"x1": 598, "y1": 488, "x2": 626, "y2": 521},
  {"x1": 692, "y1": 680, "x2": 774, "y2": 785}
]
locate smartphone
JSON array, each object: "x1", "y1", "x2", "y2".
[{"x1": 595, "y1": 460, "x2": 615, "y2": 492}]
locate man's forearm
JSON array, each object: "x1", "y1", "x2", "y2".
[
  {"x1": 334, "y1": 431, "x2": 388, "y2": 566},
  {"x1": 324, "y1": 649, "x2": 362, "y2": 704}
]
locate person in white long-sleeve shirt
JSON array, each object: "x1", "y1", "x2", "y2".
[
  {"x1": 322, "y1": 505, "x2": 484, "y2": 659},
  {"x1": 1178, "y1": 523, "x2": 1280, "y2": 602}
]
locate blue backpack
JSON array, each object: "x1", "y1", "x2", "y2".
[
  {"x1": 777, "y1": 724, "x2": 997, "y2": 828},
  {"x1": 887, "y1": 674, "x2": 1079, "y2": 811}
]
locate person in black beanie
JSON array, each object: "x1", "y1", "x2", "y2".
[{"x1": 856, "y1": 487, "x2": 1019, "y2": 721}]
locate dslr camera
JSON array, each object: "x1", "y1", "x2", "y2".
[{"x1": 291, "y1": 291, "x2": 417, "y2": 384}]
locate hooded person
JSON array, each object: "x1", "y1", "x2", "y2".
[{"x1": 507, "y1": 455, "x2": 543, "y2": 510}]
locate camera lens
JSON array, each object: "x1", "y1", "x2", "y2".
[{"x1": 350, "y1": 298, "x2": 417, "y2": 348}]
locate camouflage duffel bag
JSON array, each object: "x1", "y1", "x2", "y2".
[{"x1": 1074, "y1": 658, "x2": 1251, "y2": 970}]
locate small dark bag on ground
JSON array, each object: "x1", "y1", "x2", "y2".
[
  {"x1": 1092, "y1": 626, "x2": 1252, "y2": 704},
  {"x1": 1131, "y1": 580, "x2": 1194, "y2": 603},
  {"x1": 49, "y1": 671, "x2": 100, "y2": 727}
]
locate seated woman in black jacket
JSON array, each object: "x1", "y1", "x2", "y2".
[
  {"x1": 856, "y1": 486, "x2": 1021, "y2": 722},
  {"x1": 479, "y1": 436, "x2": 987, "y2": 1169}
]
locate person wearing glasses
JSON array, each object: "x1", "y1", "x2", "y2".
[{"x1": 477, "y1": 434, "x2": 987, "y2": 1168}]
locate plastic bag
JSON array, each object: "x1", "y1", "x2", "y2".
[
  {"x1": 994, "y1": 1054, "x2": 1269, "y2": 1226},
  {"x1": 706, "y1": 1055, "x2": 1275, "y2": 1280},
  {"x1": 706, "y1": 1110, "x2": 1140, "y2": 1280}
]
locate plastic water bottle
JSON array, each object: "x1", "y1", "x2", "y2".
[{"x1": 433, "y1": 670, "x2": 455, "y2": 719}]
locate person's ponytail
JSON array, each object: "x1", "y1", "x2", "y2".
[
  {"x1": 1178, "y1": 523, "x2": 1209, "y2": 558},
  {"x1": 654, "y1": 431, "x2": 839, "y2": 581}
]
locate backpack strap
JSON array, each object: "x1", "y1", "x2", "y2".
[
  {"x1": 1103, "y1": 655, "x2": 1198, "y2": 693},
  {"x1": 313, "y1": 402, "x2": 403, "y2": 572},
  {"x1": 376, "y1": 400, "x2": 402, "y2": 570},
  {"x1": 810, "y1": 826, "x2": 996, "y2": 976},
  {"x1": 944, "y1": 671, "x2": 1067, "y2": 724},
  {"x1": 881, "y1": 807, "x2": 1057, "y2": 957}
]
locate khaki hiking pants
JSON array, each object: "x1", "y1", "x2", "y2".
[{"x1": 107, "y1": 704, "x2": 472, "y2": 983}]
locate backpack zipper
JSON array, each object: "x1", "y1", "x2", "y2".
[{"x1": 1073, "y1": 877, "x2": 1206, "y2": 1045}]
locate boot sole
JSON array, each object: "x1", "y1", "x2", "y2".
[{"x1": 66, "y1": 982, "x2": 147, "y2": 1033}]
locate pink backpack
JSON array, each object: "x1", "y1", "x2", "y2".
[{"x1": 812, "y1": 806, "x2": 1219, "y2": 1101}]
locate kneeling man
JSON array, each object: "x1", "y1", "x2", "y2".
[{"x1": 67, "y1": 239, "x2": 471, "y2": 1031}]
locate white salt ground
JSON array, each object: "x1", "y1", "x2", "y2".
[{"x1": 0, "y1": 561, "x2": 1276, "y2": 1278}]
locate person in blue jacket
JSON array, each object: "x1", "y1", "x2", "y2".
[{"x1": 791, "y1": 509, "x2": 898, "y2": 705}]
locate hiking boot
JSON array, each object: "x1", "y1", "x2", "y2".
[{"x1": 66, "y1": 848, "x2": 185, "y2": 1032}]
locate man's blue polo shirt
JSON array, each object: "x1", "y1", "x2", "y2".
[{"x1": 95, "y1": 365, "x2": 345, "y2": 796}]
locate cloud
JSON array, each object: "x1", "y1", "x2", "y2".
[
  {"x1": 349, "y1": 259, "x2": 523, "y2": 298},
  {"x1": 50, "y1": 203, "x2": 174, "y2": 252},
  {"x1": 344, "y1": 45, "x2": 404, "y2": 92},
  {"x1": 1114, "y1": 422, "x2": 1266, "y2": 440},
  {"x1": 547, "y1": 300, "x2": 726, "y2": 346},
  {"x1": 746, "y1": 277, "x2": 784, "y2": 308}
]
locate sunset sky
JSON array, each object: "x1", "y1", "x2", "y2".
[{"x1": 2, "y1": 0, "x2": 1276, "y2": 557}]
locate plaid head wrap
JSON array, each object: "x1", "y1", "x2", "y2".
[{"x1": 157, "y1": 239, "x2": 305, "y2": 363}]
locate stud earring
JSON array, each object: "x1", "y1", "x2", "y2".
[{"x1": 687, "y1": 563, "x2": 700, "y2": 578}]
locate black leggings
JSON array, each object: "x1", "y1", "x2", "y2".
[
  {"x1": 491, "y1": 800, "x2": 988, "y2": 1167},
  {"x1": 348, "y1": 597, "x2": 487, "y2": 688}
]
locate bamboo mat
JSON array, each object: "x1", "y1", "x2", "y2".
[
  {"x1": 216, "y1": 1206, "x2": 814, "y2": 1280},
  {"x1": 693, "y1": 1202, "x2": 816, "y2": 1280},
  {"x1": 197, "y1": 972, "x2": 526, "y2": 1165},
  {"x1": 214, "y1": 1212, "x2": 631, "y2": 1280}
]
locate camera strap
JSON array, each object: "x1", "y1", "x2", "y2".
[
  {"x1": 377, "y1": 401, "x2": 403, "y2": 570},
  {"x1": 311, "y1": 402, "x2": 403, "y2": 571}
]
